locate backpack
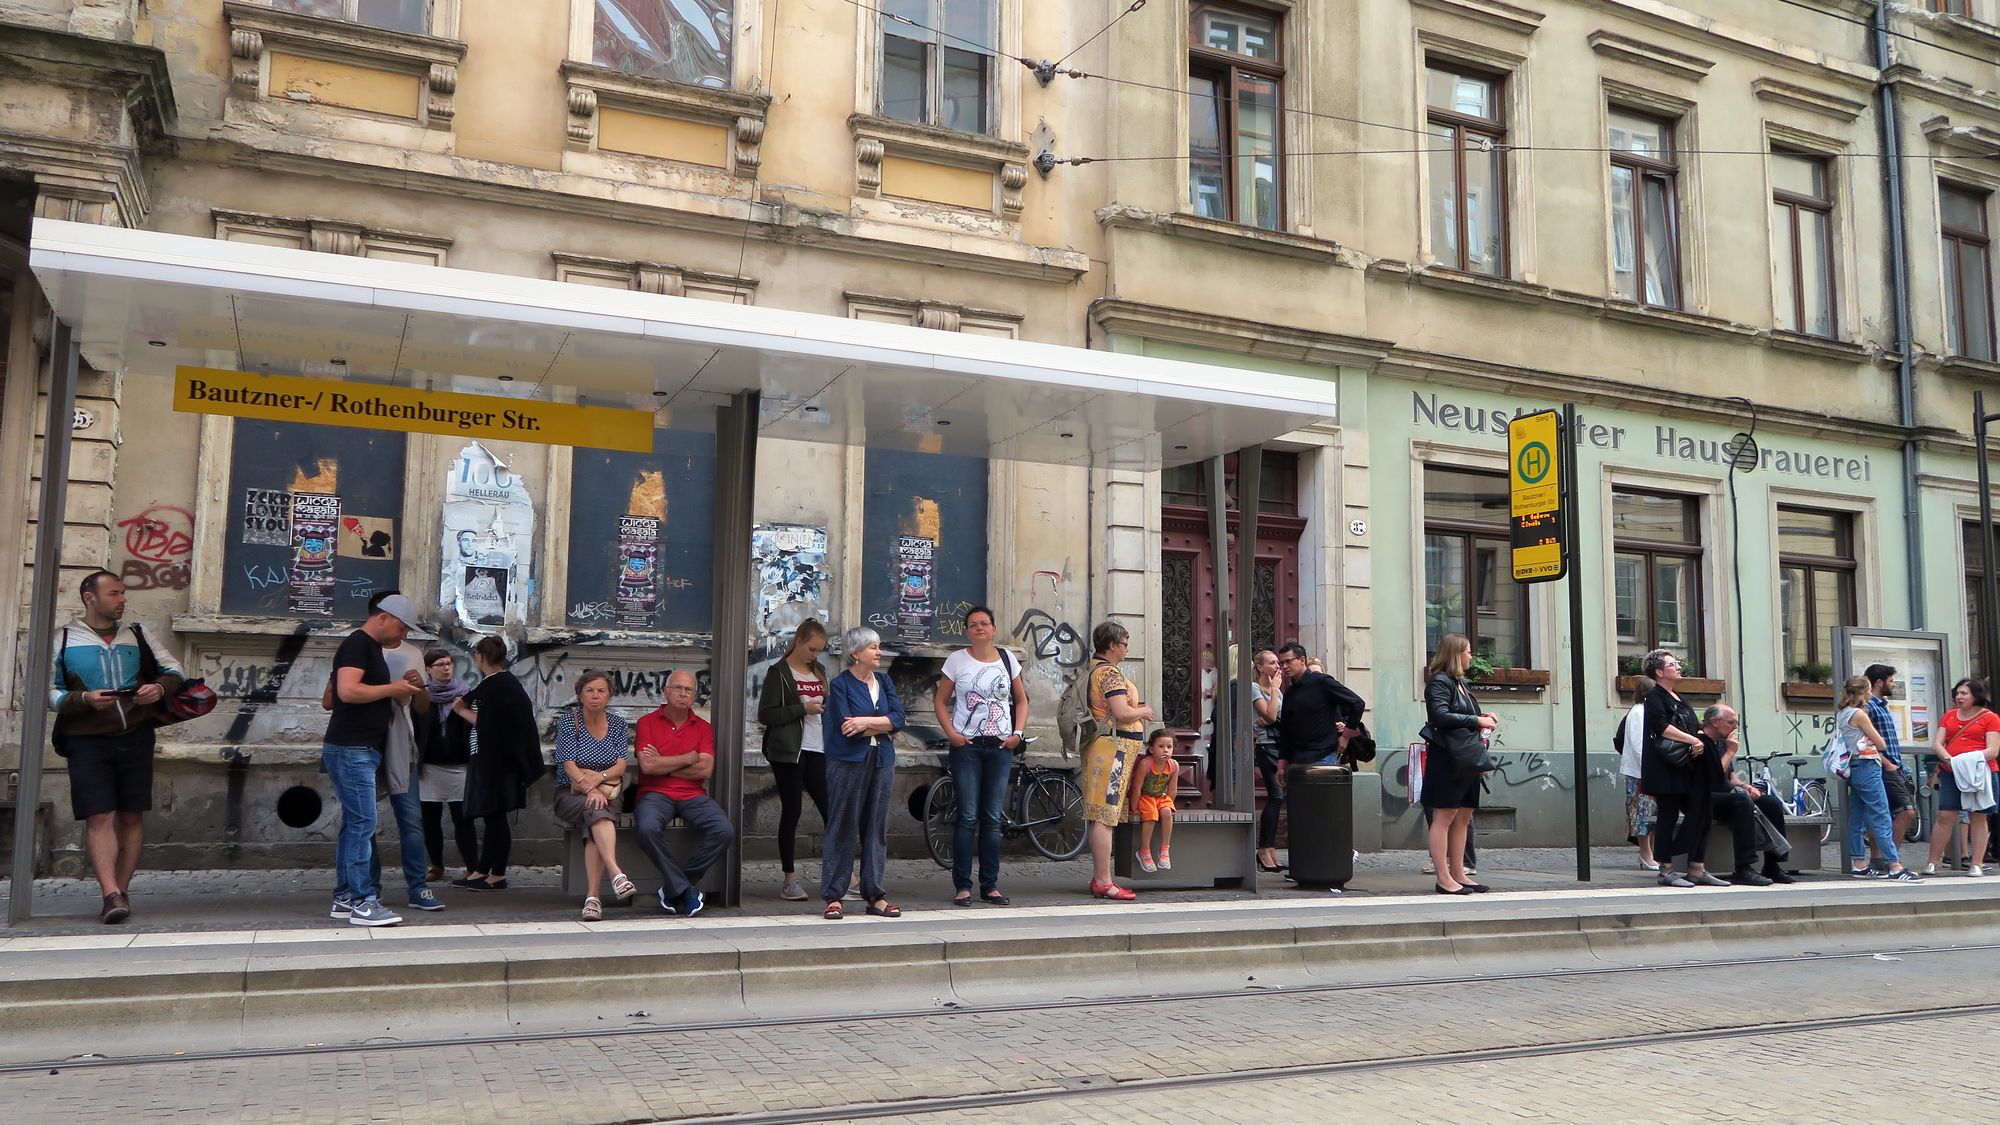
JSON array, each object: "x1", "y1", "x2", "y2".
[{"x1": 1057, "y1": 659, "x2": 1108, "y2": 759}]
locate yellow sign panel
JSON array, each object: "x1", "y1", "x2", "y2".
[
  {"x1": 173, "y1": 366, "x2": 654, "y2": 453},
  {"x1": 1508, "y1": 410, "x2": 1566, "y2": 582}
]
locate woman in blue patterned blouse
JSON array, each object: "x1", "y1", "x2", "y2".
[{"x1": 553, "y1": 670, "x2": 636, "y2": 920}]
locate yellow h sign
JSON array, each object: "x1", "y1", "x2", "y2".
[{"x1": 1508, "y1": 410, "x2": 1566, "y2": 582}]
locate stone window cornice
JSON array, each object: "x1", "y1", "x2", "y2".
[
  {"x1": 224, "y1": 0, "x2": 465, "y2": 129},
  {"x1": 560, "y1": 60, "x2": 771, "y2": 174},
  {"x1": 850, "y1": 113, "x2": 1031, "y2": 219}
]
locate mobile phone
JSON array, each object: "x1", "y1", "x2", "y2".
[{"x1": 110, "y1": 686, "x2": 139, "y2": 697}]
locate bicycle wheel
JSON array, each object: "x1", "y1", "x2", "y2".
[
  {"x1": 923, "y1": 777, "x2": 957, "y2": 870},
  {"x1": 1022, "y1": 774, "x2": 1087, "y2": 861},
  {"x1": 1801, "y1": 783, "x2": 1832, "y2": 845}
]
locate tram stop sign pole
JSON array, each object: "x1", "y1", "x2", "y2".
[{"x1": 1508, "y1": 406, "x2": 1589, "y2": 881}]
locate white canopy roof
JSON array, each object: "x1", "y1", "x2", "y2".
[{"x1": 29, "y1": 219, "x2": 1335, "y2": 468}]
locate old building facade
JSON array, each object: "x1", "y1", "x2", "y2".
[{"x1": 3, "y1": 0, "x2": 2000, "y2": 869}]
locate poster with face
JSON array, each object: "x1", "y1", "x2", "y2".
[
  {"x1": 288, "y1": 493, "x2": 340, "y2": 616},
  {"x1": 439, "y1": 443, "x2": 535, "y2": 633},
  {"x1": 895, "y1": 534, "x2": 934, "y2": 643}
]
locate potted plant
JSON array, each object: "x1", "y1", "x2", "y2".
[{"x1": 1782, "y1": 661, "x2": 1837, "y2": 702}]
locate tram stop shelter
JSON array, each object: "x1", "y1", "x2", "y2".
[{"x1": 9, "y1": 218, "x2": 1337, "y2": 922}]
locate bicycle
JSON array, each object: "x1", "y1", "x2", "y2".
[
  {"x1": 1742, "y1": 752, "x2": 1832, "y2": 845},
  {"x1": 921, "y1": 736, "x2": 1088, "y2": 865}
]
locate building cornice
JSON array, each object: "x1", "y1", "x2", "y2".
[
  {"x1": 1407, "y1": 0, "x2": 1545, "y2": 37},
  {"x1": 1574, "y1": 0, "x2": 1877, "y2": 89},
  {"x1": 1089, "y1": 298, "x2": 1392, "y2": 372}
]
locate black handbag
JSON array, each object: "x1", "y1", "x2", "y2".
[{"x1": 1653, "y1": 735, "x2": 1694, "y2": 768}]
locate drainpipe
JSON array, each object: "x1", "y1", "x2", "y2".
[{"x1": 1875, "y1": 3, "x2": 1926, "y2": 627}]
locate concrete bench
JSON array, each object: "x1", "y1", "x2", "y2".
[
  {"x1": 560, "y1": 814, "x2": 724, "y2": 899},
  {"x1": 1702, "y1": 813, "x2": 1831, "y2": 874},
  {"x1": 1112, "y1": 808, "x2": 1256, "y2": 889}
]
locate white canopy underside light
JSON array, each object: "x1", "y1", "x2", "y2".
[{"x1": 29, "y1": 219, "x2": 1335, "y2": 469}]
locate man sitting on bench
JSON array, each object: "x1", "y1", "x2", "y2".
[
  {"x1": 1699, "y1": 704, "x2": 1792, "y2": 886},
  {"x1": 634, "y1": 669, "x2": 734, "y2": 918}
]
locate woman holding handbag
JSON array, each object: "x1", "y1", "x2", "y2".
[
  {"x1": 1641, "y1": 649, "x2": 1720, "y2": 888},
  {"x1": 1421, "y1": 635, "x2": 1496, "y2": 894},
  {"x1": 553, "y1": 670, "x2": 638, "y2": 920}
]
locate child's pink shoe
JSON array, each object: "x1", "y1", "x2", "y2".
[
  {"x1": 1136, "y1": 849, "x2": 1157, "y2": 873},
  {"x1": 1158, "y1": 848, "x2": 1172, "y2": 871}
]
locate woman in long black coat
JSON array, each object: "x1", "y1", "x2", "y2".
[
  {"x1": 450, "y1": 635, "x2": 544, "y2": 891},
  {"x1": 1640, "y1": 648, "x2": 1721, "y2": 888}
]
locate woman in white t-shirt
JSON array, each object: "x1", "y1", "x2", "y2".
[
  {"x1": 1615, "y1": 675, "x2": 1658, "y2": 871},
  {"x1": 756, "y1": 619, "x2": 832, "y2": 902},
  {"x1": 934, "y1": 606, "x2": 1028, "y2": 907}
]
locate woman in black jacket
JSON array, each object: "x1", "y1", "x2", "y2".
[
  {"x1": 1640, "y1": 648, "x2": 1721, "y2": 888},
  {"x1": 450, "y1": 636, "x2": 544, "y2": 891},
  {"x1": 1422, "y1": 634, "x2": 1495, "y2": 894}
]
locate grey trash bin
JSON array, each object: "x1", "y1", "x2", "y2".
[{"x1": 1284, "y1": 761, "x2": 1353, "y2": 887}]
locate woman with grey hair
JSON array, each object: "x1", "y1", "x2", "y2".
[
  {"x1": 1639, "y1": 649, "x2": 1721, "y2": 888},
  {"x1": 818, "y1": 626, "x2": 906, "y2": 919}
]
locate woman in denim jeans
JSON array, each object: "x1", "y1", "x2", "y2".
[
  {"x1": 934, "y1": 606, "x2": 1027, "y2": 907},
  {"x1": 819, "y1": 627, "x2": 906, "y2": 920},
  {"x1": 1838, "y1": 675, "x2": 1920, "y2": 882}
]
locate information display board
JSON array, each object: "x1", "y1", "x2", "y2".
[
  {"x1": 1833, "y1": 628, "x2": 1951, "y2": 746},
  {"x1": 1508, "y1": 409, "x2": 1566, "y2": 582}
]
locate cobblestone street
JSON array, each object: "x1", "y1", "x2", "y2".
[{"x1": 6, "y1": 936, "x2": 1993, "y2": 1122}]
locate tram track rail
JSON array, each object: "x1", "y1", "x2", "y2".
[{"x1": 10, "y1": 936, "x2": 1999, "y2": 1077}]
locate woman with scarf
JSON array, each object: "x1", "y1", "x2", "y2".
[
  {"x1": 418, "y1": 648, "x2": 476, "y2": 884},
  {"x1": 449, "y1": 636, "x2": 545, "y2": 890}
]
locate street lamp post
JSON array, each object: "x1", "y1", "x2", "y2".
[{"x1": 1974, "y1": 392, "x2": 2000, "y2": 689}]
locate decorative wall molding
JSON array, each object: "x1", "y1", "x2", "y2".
[
  {"x1": 221, "y1": 0, "x2": 466, "y2": 129},
  {"x1": 1588, "y1": 29, "x2": 1715, "y2": 83},
  {"x1": 1751, "y1": 77, "x2": 1867, "y2": 122},
  {"x1": 213, "y1": 208, "x2": 454, "y2": 264},
  {"x1": 1408, "y1": 0, "x2": 1545, "y2": 37},
  {"x1": 559, "y1": 60, "x2": 770, "y2": 174},
  {"x1": 551, "y1": 251, "x2": 758, "y2": 303},
  {"x1": 845, "y1": 291, "x2": 1024, "y2": 337},
  {"x1": 849, "y1": 114, "x2": 1031, "y2": 219}
]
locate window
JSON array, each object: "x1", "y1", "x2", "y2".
[
  {"x1": 1771, "y1": 151, "x2": 1836, "y2": 337},
  {"x1": 1967, "y1": 521, "x2": 1995, "y2": 681},
  {"x1": 1188, "y1": 3, "x2": 1283, "y2": 231},
  {"x1": 1612, "y1": 489, "x2": 1703, "y2": 675},
  {"x1": 1423, "y1": 468, "x2": 1529, "y2": 669},
  {"x1": 1608, "y1": 108, "x2": 1680, "y2": 308},
  {"x1": 1929, "y1": 1, "x2": 1970, "y2": 15},
  {"x1": 1776, "y1": 507, "x2": 1855, "y2": 680},
  {"x1": 1426, "y1": 62, "x2": 1506, "y2": 276},
  {"x1": 1942, "y1": 183, "x2": 1995, "y2": 361},
  {"x1": 273, "y1": 0, "x2": 428, "y2": 32},
  {"x1": 592, "y1": 0, "x2": 733, "y2": 87},
  {"x1": 879, "y1": 0, "x2": 996, "y2": 133},
  {"x1": 1160, "y1": 451, "x2": 1299, "y2": 514}
]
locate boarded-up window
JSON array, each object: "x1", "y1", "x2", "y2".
[
  {"x1": 861, "y1": 449, "x2": 989, "y2": 645},
  {"x1": 565, "y1": 427, "x2": 716, "y2": 632},
  {"x1": 222, "y1": 420, "x2": 406, "y2": 618}
]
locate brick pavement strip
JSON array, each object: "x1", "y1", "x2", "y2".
[{"x1": 2, "y1": 944, "x2": 1995, "y2": 1122}]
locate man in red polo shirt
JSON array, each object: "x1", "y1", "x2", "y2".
[{"x1": 633, "y1": 669, "x2": 734, "y2": 917}]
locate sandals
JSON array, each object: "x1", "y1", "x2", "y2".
[
  {"x1": 1089, "y1": 880, "x2": 1138, "y2": 901},
  {"x1": 609, "y1": 873, "x2": 637, "y2": 906},
  {"x1": 953, "y1": 893, "x2": 975, "y2": 907},
  {"x1": 979, "y1": 891, "x2": 1010, "y2": 906},
  {"x1": 581, "y1": 897, "x2": 602, "y2": 922},
  {"x1": 823, "y1": 901, "x2": 844, "y2": 920},
  {"x1": 865, "y1": 900, "x2": 902, "y2": 918}
]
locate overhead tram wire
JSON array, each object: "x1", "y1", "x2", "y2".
[
  {"x1": 1768, "y1": 0, "x2": 2000, "y2": 72},
  {"x1": 1052, "y1": 0, "x2": 1149, "y2": 69},
  {"x1": 828, "y1": 0, "x2": 1999, "y2": 170}
]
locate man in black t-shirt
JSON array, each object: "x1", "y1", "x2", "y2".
[
  {"x1": 1275, "y1": 642, "x2": 1367, "y2": 766},
  {"x1": 323, "y1": 594, "x2": 424, "y2": 927}
]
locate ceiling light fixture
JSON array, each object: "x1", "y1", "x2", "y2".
[
  {"x1": 146, "y1": 340, "x2": 166, "y2": 348},
  {"x1": 936, "y1": 419, "x2": 951, "y2": 426},
  {"x1": 1059, "y1": 432, "x2": 1074, "y2": 439},
  {"x1": 330, "y1": 357, "x2": 347, "y2": 366},
  {"x1": 498, "y1": 375, "x2": 514, "y2": 382}
]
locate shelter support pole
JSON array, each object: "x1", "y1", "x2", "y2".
[
  {"x1": 9, "y1": 318, "x2": 79, "y2": 926},
  {"x1": 1203, "y1": 457, "x2": 1231, "y2": 810},
  {"x1": 1976, "y1": 393, "x2": 2000, "y2": 692},
  {"x1": 1231, "y1": 446, "x2": 1262, "y2": 822},
  {"x1": 708, "y1": 391, "x2": 758, "y2": 910}
]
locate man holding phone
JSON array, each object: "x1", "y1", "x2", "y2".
[{"x1": 51, "y1": 570, "x2": 185, "y2": 924}]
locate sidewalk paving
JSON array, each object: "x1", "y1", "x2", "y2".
[{"x1": 0, "y1": 845, "x2": 1817, "y2": 937}]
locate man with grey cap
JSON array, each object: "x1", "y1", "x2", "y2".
[{"x1": 322, "y1": 591, "x2": 427, "y2": 926}]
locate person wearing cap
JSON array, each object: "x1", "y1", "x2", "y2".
[{"x1": 322, "y1": 591, "x2": 427, "y2": 926}]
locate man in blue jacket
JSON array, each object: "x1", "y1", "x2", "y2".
[{"x1": 51, "y1": 569, "x2": 185, "y2": 924}]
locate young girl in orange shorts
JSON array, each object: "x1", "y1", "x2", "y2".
[{"x1": 1133, "y1": 729, "x2": 1178, "y2": 872}]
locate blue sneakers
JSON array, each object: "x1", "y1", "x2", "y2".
[
  {"x1": 407, "y1": 888, "x2": 446, "y2": 912},
  {"x1": 658, "y1": 886, "x2": 677, "y2": 915},
  {"x1": 680, "y1": 887, "x2": 705, "y2": 918}
]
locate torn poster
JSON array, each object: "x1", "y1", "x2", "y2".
[
  {"x1": 750, "y1": 523, "x2": 830, "y2": 659},
  {"x1": 287, "y1": 493, "x2": 340, "y2": 616},
  {"x1": 440, "y1": 442, "x2": 535, "y2": 632},
  {"x1": 615, "y1": 516, "x2": 661, "y2": 628}
]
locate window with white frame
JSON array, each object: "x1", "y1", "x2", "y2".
[
  {"x1": 1188, "y1": 2, "x2": 1283, "y2": 230},
  {"x1": 1608, "y1": 107, "x2": 1681, "y2": 308},
  {"x1": 879, "y1": 0, "x2": 997, "y2": 133},
  {"x1": 1770, "y1": 149, "x2": 1836, "y2": 338},
  {"x1": 274, "y1": 0, "x2": 429, "y2": 32},
  {"x1": 1426, "y1": 61, "x2": 1507, "y2": 276},
  {"x1": 591, "y1": 0, "x2": 733, "y2": 87}
]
